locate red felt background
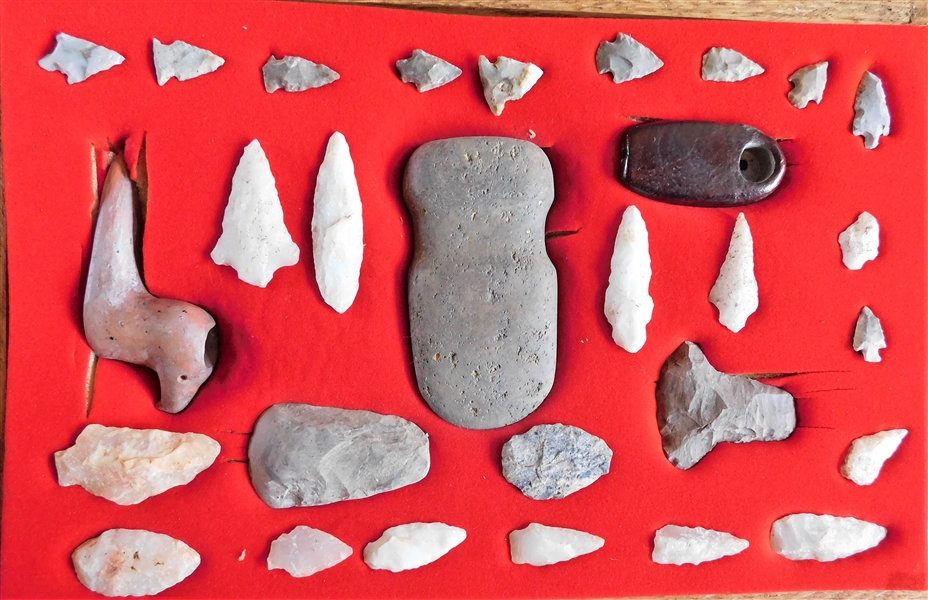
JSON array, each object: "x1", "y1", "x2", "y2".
[{"x1": 1, "y1": 1, "x2": 926, "y2": 598}]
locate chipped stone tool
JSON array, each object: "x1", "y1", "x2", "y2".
[
  {"x1": 478, "y1": 56, "x2": 543, "y2": 115},
  {"x1": 84, "y1": 157, "x2": 218, "y2": 414},
  {"x1": 404, "y1": 137, "x2": 557, "y2": 429},
  {"x1": 364, "y1": 523, "x2": 466, "y2": 572},
  {"x1": 841, "y1": 429, "x2": 907, "y2": 485},
  {"x1": 153, "y1": 39, "x2": 224, "y2": 85},
  {"x1": 652, "y1": 525, "x2": 748, "y2": 565},
  {"x1": 839, "y1": 212, "x2": 880, "y2": 269},
  {"x1": 263, "y1": 55, "x2": 339, "y2": 93},
  {"x1": 502, "y1": 424, "x2": 612, "y2": 499},
  {"x1": 709, "y1": 213, "x2": 758, "y2": 333},
  {"x1": 595, "y1": 33, "x2": 663, "y2": 83},
  {"x1": 509, "y1": 523, "x2": 604, "y2": 566},
  {"x1": 702, "y1": 47, "x2": 764, "y2": 82},
  {"x1": 853, "y1": 306, "x2": 886, "y2": 362},
  {"x1": 55, "y1": 424, "x2": 220, "y2": 505},
  {"x1": 657, "y1": 341, "x2": 796, "y2": 470},
  {"x1": 267, "y1": 526, "x2": 352, "y2": 577},
  {"x1": 38, "y1": 33, "x2": 125, "y2": 84},
  {"x1": 788, "y1": 62, "x2": 828, "y2": 109},
  {"x1": 604, "y1": 205, "x2": 652, "y2": 352},
  {"x1": 619, "y1": 121, "x2": 785, "y2": 207},
  {"x1": 72, "y1": 529, "x2": 200, "y2": 597},
  {"x1": 248, "y1": 403, "x2": 430, "y2": 508},
  {"x1": 771, "y1": 514, "x2": 886, "y2": 561},
  {"x1": 852, "y1": 71, "x2": 890, "y2": 149},
  {"x1": 396, "y1": 49, "x2": 462, "y2": 92}
]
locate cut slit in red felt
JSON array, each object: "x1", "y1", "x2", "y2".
[{"x1": 0, "y1": 1, "x2": 926, "y2": 598}]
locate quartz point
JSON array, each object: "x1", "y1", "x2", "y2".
[
  {"x1": 55, "y1": 424, "x2": 220, "y2": 505},
  {"x1": 502, "y1": 424, "x2": 612, "y2": 500},
  {"x1": 657, "y1": 341, "x2": 797, "y2": 470},
  {"x1": 85, "y1": 156, "x2": 218, "y2": 414},
  {"x1": 595, "y1": 33, "x2": 663, "y2": 83},
  {"x1": 841, "y1": 429, "x2": 907, "y2": 486},
  {"x1": 701, "y1": 47, "x2": 764, "y2": 82},
  {"x1": 153, "y1": 39, "x2": 224, "y2": 85},
  {"x1": 396, "y1": 49, "x2": 462, "y2": 92},
  {"x1": 312, "y1": 132, "x2": 364, "y2": 313},
  {"x1": 852, "y1": 71, "x2": 890, "y2": 149},
  {"x1": 248, "y1": 402, "x2": 430, "y2": 508},
  {"x1": 788, "y1": 61, "x2": 828, "y2": 109},
  {"x1": 604, "y1": 205, "x2": 653, "y2": 352},
  {"x1": 853, "y1": 306, "x2": 886, "y2": 363},
  {"x1": 72, "y1": 529, "x2": 200, "y2": 597},
  {"x1": 262, "y1": 55, "x2": 339, "y2": 93},
  {"x1": 38, "y1": 33, "x2": 125, "y2": 84},
  {"x1": 478, "y1": 55, "x2": 543, "y2": 116},
  {"x1": 709, "y1": 213, "x2": 758, "y2": 333},
  {"x1": 211, "y1": 139, "x2": 300, "y2": 287},
  {"x1": 839, "y1": 211, "x2": 879, "y2": 270},
  {"x1": 509, "y1": 523, "x2": 604, "y2": 566},
  {"x1": 771, "y1": 514, "x2": 887, "y2": 561},
  {"x1": 652, "y1": 525, "x2": 749, "y2": 565},
  {"x1": 267, "y1": 526, "x2": 352, "y2": 577},
  {"x1": 364, "y1": 523, "x2": 465, "y2": 572}
]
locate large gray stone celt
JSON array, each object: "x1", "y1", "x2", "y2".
[
  {"x1": 248, "y1": 403, "x2": 430, "y2": 508},
  {"x1": 502, "y1": 424, "x2": 613, "y2": 499},
  {"x1": 404, "y1": 137, "x2": 557, "y2": 429},
  {"x1": 657, "y1": 341, "x2": 796, "y2": 470}
]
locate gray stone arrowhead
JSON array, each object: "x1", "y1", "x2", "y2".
[
  {"x1": 852, "y1": 71, "x2": 890, "y2": 149},
  {"x1": 502, "y1": 424, "x2": 612, "y2": 499},
  {"x1": 657, "y1": 342, "x2": 796, "y2": 470},
  {"x1": 248, "y1": 403, "x2": 430, "y2": 508},
  {"x1": 595, "y1": 33, "x2": 663, "y2": 84},
  {"x1": 396, "y1": 49, "x2": 462, "y2": 92},
  {"x1": 263, "y1": 55, "x2": 339, "y2": 93},
  {"x1": 853, "y1": 306, "x2": 886, "y2": 362}
]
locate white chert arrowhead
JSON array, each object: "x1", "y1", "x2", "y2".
[
  {"x1": 788, "y1": 61, "x2": 828, "y2": 109},
  {"x1": 839, "y1": 211, "x2": 879, "y2": 270},
  {"x1": 701, "y1": 47, "x2": 764, "y2": 82},
  {"x1": 852, "y1": 71, "x2": 890, "y2": 149},
  {"x1": 363, "y1": 523, "x2": 465, "y2": 572},
  {"x1": 55, "y1": 424, "x2": 220, "y2": 505},
  {"x1": 478, "y1": 55, "x2": 543, "y2": 116},
  {"x1": 312, "y1": 132, "x2": 364, "y2": 313},
  {"x1": 771, "y1": 514, "x2": 887, "y2": 561},
  {"x1": 509, "y1": 523, "x2": 604, "y2": 566},
  {"x1": 38, "y1": 33, "x2": 125, "y2": 84},
  {"x1": 72, "y1": 529, "x2": 200, "y2": 597},
  {"x1": 262, "y1": 55, "x2": 339, "y2": 93},
  {"x1": 595, "y1": 33, "x2": 663, "y2": 84},
  {"x1": 153, "y1": 39, "x2": 225, "y2": 86},
  {"x1": 841, "y1": 429, "x2": 907, "y2": 486},
  {"x1": 267, "y1": 526, "x2": 352, "y2": 577},
  {"x1": 211, "y1": 140, "x2": 300, "y2": 287},
  {"x1": 396, "y1": 49, "x2": 463, "y2": 92},
  {"x1": 853, "y1": 306, "x2": 886, "y2": 362},
  {"x1": 604, "y1": 206, "x2": 653, "y2": 353},
  {"x1": 709, "y1": 213, "x2": 758, "y2": 333},
  {"x1": 652, "y1": 525, "x2": 749, "y2": 565}
]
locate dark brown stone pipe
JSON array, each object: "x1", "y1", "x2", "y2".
[{"x1": 83, "y1": 156, "x2": 218, "y2": 413}]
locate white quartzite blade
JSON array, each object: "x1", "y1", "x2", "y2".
[
  {"x1": 841, "y1": 429, "x2": 908, "y2": 486},
  {"x1": 652, "y1": 525, "x2": 749, "y2": 565},
  {"x1": 364, "y1": 523, "x2": 465, "y2": 572},
  {"x1": 267, "y1": 526, "x2": 352, "y2": 577},
  {"x1": 604, "y1": 205, "x2": 653, "y2": 352},
  {"x1": 709, "y1": 213, "x2": 758, "y2": 333},
  {"x1": 771, "y1": 514, "x2": 886, "y2": 561},
  {"x1": 312, "y1": 132, "x2": 364, "y2": 313},
  {"x1": 509, "y1": 523, "x2": 604, "y2": 566},
  {"x1": 55, "y1": 424, "x2": 220, "y2": 505}
]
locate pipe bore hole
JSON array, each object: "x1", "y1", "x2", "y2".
[{"x1": 739, "y1": 146, "x2": 777, "y2": 183}]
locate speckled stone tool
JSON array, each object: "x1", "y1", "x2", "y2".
[
  {"x1": 619, "y1": 121, "x2": 786, "y2": 207},
  {"x1": 404, "y1": 137, "x2": 557, "y2": 430}
]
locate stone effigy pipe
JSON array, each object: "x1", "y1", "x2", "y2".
[{"x1": 83, "y1": 155, "x2": 218, "y2": 413}]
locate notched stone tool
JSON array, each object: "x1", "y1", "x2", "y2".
[{"x1": 619, "y1": 121, "x2": 786, "y2": 207}]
